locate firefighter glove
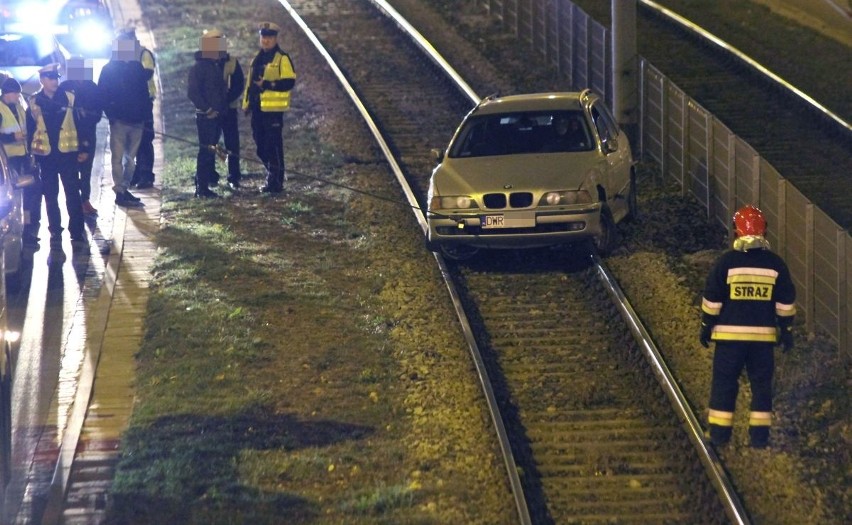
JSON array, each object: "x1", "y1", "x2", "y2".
[
  {"x1": 699, "y1": 322, "x2": 713, "y2": 348},
  {"x1": 779, "y1": 326, "x2": 794, "y2": 353}
]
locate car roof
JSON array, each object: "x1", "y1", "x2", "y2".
[{"x1": 472, "y1": 91, "x2": 596, "y2": 115}]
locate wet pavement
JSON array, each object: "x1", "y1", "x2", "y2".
[{"x1": 2, "y1": 0, "x2": 162, "y2": 520}]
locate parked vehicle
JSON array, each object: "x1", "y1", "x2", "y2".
[
  {"x1": 0, "y1": 144, "x2": 27, "y2": 294},
  {"x1": 426, "y1": 89, "x2": 636, "y2": 259},
  {"x1": 0, "y1": 144, "x2": 19, "y2": 492},
  {"x1": 0, "y1": 32, "x2": 67, "y2": 97}
]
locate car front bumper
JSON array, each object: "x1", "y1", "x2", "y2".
[{"x1": 427, "y1": 204, "x2": 602, "y2": 250}]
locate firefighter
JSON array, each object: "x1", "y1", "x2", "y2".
[
  {"x1": 242, "y1": 21, "x2": 296, "y2": 194},
  {"x1": 699, "y1": 205, "x2": 796, "y2": 448},
  {"x1": 26, "y1": 63, "x2": 87, "y2": 250}
]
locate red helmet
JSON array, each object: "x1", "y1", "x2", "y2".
[{"x1": 733, "y1": 205, "x2": 766, "y2": 237}]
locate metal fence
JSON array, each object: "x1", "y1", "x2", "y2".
[{"x1": 474, "y1": 0, "x2": 850, "y2": 354}]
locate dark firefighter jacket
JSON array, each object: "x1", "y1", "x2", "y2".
[{"x1": 701, "y1": 247, "x2": 796, "y2": 343}]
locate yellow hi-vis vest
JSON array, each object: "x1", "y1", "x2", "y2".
[
  {"x1": 29, "y1": 92, "x2": 78, "y2": 156},
  {"x1": 223, "y1": 56, "x2": 241, "y2": 109},
  {"x1": 242, "y1": 51, "x2": 296, "y2": 112},
  {"x1": 140, "y1": 47, "x2": 157, "y2": 99},
  {"x1": 0, "y1": 101, "x2": 27, "y2": 157}
]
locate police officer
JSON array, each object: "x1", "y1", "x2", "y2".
[
  {"x1": 26, "y1": 63, "x2": 87, "y2": 250},
  {"x1": 699, "y1": 205, "x2": 796, "y2": 448},
  {"x1": 0, "y1": 77, "x2": 40, "y2": 245},
  {"x1": 132, "y1": 33, "x2": 157, "y2": 189},
  {"x1": 220, "y1": 34, "x2": 245, "y2": 189},
  {"x1": 243, "y1": 21, "x2": 296, "y2": 194}
]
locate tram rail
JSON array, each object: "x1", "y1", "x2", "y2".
[{"x1": 284, "y1": 0, "x2": 750, "y2": 522}]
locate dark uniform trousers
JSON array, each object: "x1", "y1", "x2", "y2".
[
  {"x1": 251, "y1": 110, "x2": 284, "y2": 191},
  {"x1": 221, "y1": 108, "x2": 241, "y2": 182},
  {"x1": 133, "y1": 114, "x2": 155, "y2": 186},
  {"x1": 9, "y1": 156, "x2": 42, "y2": 239},
  {"x1": 195, "y1": 113, "x2": 220, "y2": 190},
  {"x1": 709, "y1": 341, "x2": 774, "y2": 444},
  {"x1": 38, "y1": 152, "x2": 85, "y2": 239}
]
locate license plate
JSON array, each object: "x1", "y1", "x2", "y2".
[{"x1": 481, "y1": 213, "x2": 535, "y2": 229}]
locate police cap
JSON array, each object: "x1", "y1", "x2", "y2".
[
  {"x1": 258, "y1": 22, "x2": 280, "y2": 36},
  {"x1": 38, "y1": 63, "x2": 61, "y2": 79}
]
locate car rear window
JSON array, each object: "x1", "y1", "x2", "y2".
[{"x1": 449, "y1": 110, "x2": 593, "y2": 158}]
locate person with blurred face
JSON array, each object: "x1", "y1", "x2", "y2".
[
  {"x1": 62, "y1": 56, "x2": 104, "y2": 216},
  {"x1": 26, "y1": 63, "x2": 87, "y2": 250},
  {"x1": 97, "y1": 28, "x2": 152, "y2": 207},
  {"x1": 242, "y1": 21, "x2": 296, "y2": 194},
  {"x1": 187, "y1": 28, "x2": 245, "y2": 197},
  {"x1": 0, "y1": 76, "x2": 40, "y2": 246}
]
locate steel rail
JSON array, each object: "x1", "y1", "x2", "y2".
[
  {"x1": 639, "y1": 0, "x2": 852, "y2": 135},
  {"x1": 592, "y1": 251, "x2": 751, "y2": 525},
  {"x1": 283, "y1": 0, "x2": 750, "y2": 523},
  {"x1": 278, "y1": 1, "x2": 532, "y2": 523}
]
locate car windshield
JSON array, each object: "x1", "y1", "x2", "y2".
[
  {"x1": 449, "y1": 110, "x2": 594, "y2": 158},
  {"x1": 0, "y1": 34, "x2": 52, "y2": 67}
]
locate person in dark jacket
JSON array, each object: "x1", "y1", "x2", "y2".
[
  {"x1": 187, "y1": 29, "x2": 229, "y2": 198},
  {"x1": 242, "y1": 21, "x2": 296, "y2": 194},
  {"x1": 131, "y1": 37, "x2": 157, "y2": 189},
  {"x1": 26, "y1": 63, "x2": 87, "y2": 250},
  {"x1": 699, "y1": 204, "x2": 796, "y2": 449},
  {"x1": 218, "y1": 34, "x2": 245, "y2": 189},
  {"x1": 62, "y1": 56, "x2": 104, "y2": 216},
  {"x1": 97, "y1": 29, "x2": 152, "y2": 207}
]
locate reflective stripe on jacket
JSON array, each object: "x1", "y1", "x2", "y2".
[
  {"x1": 0, "y1": 101, "x2": 27, "y2": 157},
  {"x1": 242, "y1": 50, "x2": 296, "y2": 112},
  {"x1": 29, "y1": 92, "x2": 78, "y2": 155},
  {"x1": 701, "y1": 248, "x2": 796, "y2": 343}
]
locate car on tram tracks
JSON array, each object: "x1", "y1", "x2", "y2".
[{"x1": 426, "y1": 89, "x2": 636, "y2": 260}]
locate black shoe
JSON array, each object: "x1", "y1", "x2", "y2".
[
  {"x1": 135, "y1": 180, "x2": 154, "y2": 189},
  {"x1": 195, "y1": 189, "x2": 219, "y2": 199},
  {"x1": 116, "y1": 192, "x2": 144, "y2": 207},
  {"x1": 124, "y1": 189, "x2": 141, "y2": 202},
  {"x1": 259, "y1": 185, "x2": 282, "y2": 194}
]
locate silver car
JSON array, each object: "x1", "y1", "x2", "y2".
[
  {"x1": 0, "y1": 146, "x2": 26, "y2": 293},
  {"x1": 426, "y1": 90, "x2": 636, "y2": 259}
]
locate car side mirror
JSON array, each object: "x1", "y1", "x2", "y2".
[
  {"x1": 602, "y1": 137, "x2": 618, "y2": 154},
  {"x1": 431, "y1": 148, "x2": 444, "y2": 163}
]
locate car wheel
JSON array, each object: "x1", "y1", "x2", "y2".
[
  {"x1": 440, "y1": 244, "x2": 479, "y2": 261},
  {"x1": 594, "y1": 208, "x2": 617, "y2": 256}
]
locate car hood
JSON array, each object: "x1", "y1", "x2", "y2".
[{"x1": 432, "y1": 151, "x2": 601, "y2": 195}]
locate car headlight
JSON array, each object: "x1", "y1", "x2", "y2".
[
  {"x1": 429, "y1": 195, "x2": 477, "y2": 211},
  {"x1": 540, "y1": 190, "x2": 593, "y2": 206},
  {"x1": 73, "y1": 20, "x2": 112, "y2": 51}
]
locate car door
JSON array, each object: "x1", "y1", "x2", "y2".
[{"x1": 590, "y1": 101, "x2": 631, "y2": 219}]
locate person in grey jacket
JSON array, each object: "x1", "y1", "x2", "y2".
[{"x1": 187, "y1": 29, "x2": 243, "y2": 197}]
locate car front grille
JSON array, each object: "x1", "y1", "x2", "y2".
[{"x1": 483, "y1": 192, "x2": 533, "y2": 209}]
